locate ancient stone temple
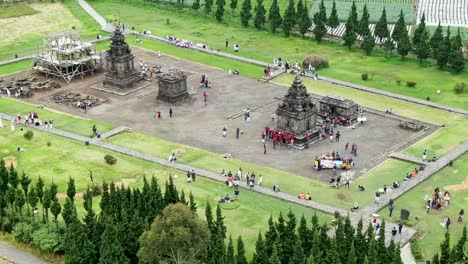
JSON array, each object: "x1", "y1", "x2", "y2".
[
  {"x1": 156, "y1": 69, "x2": 190, "y2": 103},
  {"x1": 318, "y1": 95, "x2": 359, "y2": 123},
  {"x1": 103, "y1": 26, "x2": 142, "y2": 89},
  {"x1": 275, "y1": 76, "x2": 319, "y2": 146}
]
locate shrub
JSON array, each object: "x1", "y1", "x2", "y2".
[
  {"x1": 31, "y1": 225, "x2": 64, "y2": 253},
  {"x1": 166, "y1": 18, "x2": 170, "y2": 25},
  {"x1": 406, "y1": 81, "x2": 417, "y2": 87},
  {"x1": 361, "y1": 73, "x2": 368, "y2": 81},
  {"x1": 396, "y1": 80, "x2": 401, "y2": 86},
  {"x1": 410, "y1": 239, "x2": 423, "y2": 261},
  {"x1": 91, "y1": 183, "x2": 102, "y2": 196},
  {"x1": 47, "y1": 142, "x2": 52, "y2": 147},
  {"x1": 12, "y1": 222, "x2": 36, "y2": 243},
  {"x1": 104, "y1": 154, "x2": 117, "y2": 165},
  {"x1": 23, "y1": 131, "x2": 34, "y2": 141},
  {"x1": 454, "y1": 82, "x2": 466, "y2": 94},
  {"x1": 303, "y1": 54, "x2": 329, "y2": 70}
]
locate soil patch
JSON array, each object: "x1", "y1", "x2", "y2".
[
  {"x1": 2, "y1": 156, "x2": 16, "y2": 168},
  {"x1": 336, "y1": 192, "x2": 351, "y2": 201},
  {"x1": 445, "y1": 177, "x2": 468, "y2": 192},
  {"x1": 115, "y1": 178, "x2": 137, "y2": 188},
  {"x1": 57, "y1": 192, "x2": 84, "y2": 199},
  {"x1": 1, "y1": 149, "x2": 9, "y2": 154},
  {"x1": 171, "y1": 147, "x2": 186, "y2": 154}
]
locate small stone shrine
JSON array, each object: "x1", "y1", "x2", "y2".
[
  {"x1": 275, "y1": 76, "x2": 319, "y2": 146},
  {"x1": 103, "y1": 26, "x2": 142, "y2": 89},
  {"x1": 156, "y1": 69, "x2": 190, "y2": 103},
  {"x1": 319, "y1": 95, "x2": 359, "y2": 123}
]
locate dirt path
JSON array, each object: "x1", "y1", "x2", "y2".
[{"x1": 0, "y1": 241, "x2": 51, "y2": 264}]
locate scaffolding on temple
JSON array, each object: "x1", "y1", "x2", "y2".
[{"x1": 31, "y1": 30, "x2": 102, "y2": 83}]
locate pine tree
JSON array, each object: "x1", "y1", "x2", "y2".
[
  {"x1": 397, "y1": 26, "x2": 411, "y2": 60},
  {"x1": 8, "y1": 166, "x2": 18, "y2": 188},
  {"x1": 393, "y1": 243, "x2": 403, "y2": 264},
  {"x1": 42, "y1": 187, "x2": 51, "y2": 223},
  {"x1": 282, "y1": 0, "x2": 296, "y2": 37},
  {"x1": 432, "y1": 252, "x2": 440, "y2": 264},
  {"x1": 179, "y1": 190, "x2": 187, "y2": 205},
  {"x1": 163, "y1": 177, "x2": 179, "y2": 205},
  {"x1": 311, "y1": 229, "x2": 321, "y2": 262},
  {"x1": 67, "y1": 177, "x2": 76, "y2": 203},
  {"x1": 354, "y1": 219, "x2": 367, "y2": 264},
  {"x1": 50, "y1": 198, "x2": 61, "y2": 223},
  {"x1": 100, "y1": 181, "x2": 110, "y2": 213},
  {"x1": 327, "y1": 1, "x2": 339, "y2": 28},
  {"x1": 313, "y1": 12, "x2": 327, "y2": 43},
  {"x1": 318, "y1": 0, "x2": 326, "y2": 22},
  {"x1": 350, "y1": 1, "x2": 357, "y2": 28},
  {"x1": 348, "y1": 240, "x2": 357, "y2": 264},
  {"x1": 205, "y1": 202, "x2": 215, "y2": 234},
  {"x1": 335, "y1": 218, "x2": 346, "y2": 263},
  {"x1": 189, "y1": 191, "x2": 197, "y2": 213},
  {"x1": 63, "y1": 221, "x2": 96, "y2": 264},
  {"x1": 192, "y1": 0, "x2": 201, "y2": 10},
  {"x1": 230, "y1": 0, "x2": 238, "y2": 13},
  {"x1": 270, "y1": 243, "x2": 282, "y2": 264},
  {"x1": 268, "y1": 0, "x2": 282, "y2": 33},
  {"x1": 436, "y1": 27, "x2": 451, "y2": 68},
  {"x1": 367, "y1": 239, "x2": 378, "y2": 264},
  {"x1": 205, "y1": 0, "x2": 214, "y2": 14},
  {"x1": 361, "y1": 33, "x2": 375, "y2": 55},
  {"x1": 62, "y1": 197, "x2": 77, "y2": 227},
  {"x1": 215, "y1": 0, "x2": 225, "y2": 22},
  {"x1": 35, "y1": 176, "x2": 44, "y2": 203},
  {"x1": 236, "y1": 236, "x2": 248, "y2": 264},
  {"x1": 343, "y1": 216, "x2": 355, "y2": 258},
  {"x1": 324, "y1": 239, "x2": 341, "y2": 264},
  {"x1": 226, "y1": 236, "x2": 236, "y2": 264},
  {"x1": 264, "y1": 215, "x2": 278, "y2": 256},
  {"x1": 392, "y1": 9, "x2": 406, "y2": 41},
  {"x1": 100, "y1": 218, "x2": 129, "y2": 264},
  {"x1": 240, "y1": 0, "x2": 252, "y2": 27},
  {"x1": 413, "y1": 12, "x2": 426, "y2": 47},
  {"x1": 297, "y1": 0, "x2": 312, "y2": 38},
  {"x1": 343, "y1": 14, "x2": 356, "y2": 49},
  {"x1": 430, "y1": 22, "x2": 444, "y2": 59},
  {"x1": 374, "y1": 8, "x2": 388, "y2": 44},
  {"x1": 449, "y1": 29, "x2": 465, "y2": 72},
  {"x1": 254, "y1": 0, "x2": 267, "y2": 29},
  {"x1": 386, "y1": 240, "x2": 396, "y2": 264},
  {"x1": 252, "y1": 232, "x2": 268, "y2": 264},
  {"x1": 383, "y1": 31, "x2": 395, "y2": 58},
  {"x1": 448, "y1": 247, "x2": 458, "y2": 264},
  {"x1": 454, "y1": 225, "x2": 466, "y2": 262},
  {"x1": 27, "y1": 187, "x2": 38, "y2": 217},
  {"x1": 439, "y1": 231, "x2": 450, "y2": 264},
  {"x1": 415, "y1": 28, "x2": 431, "y2": 63},
  {"x1": 376, "y1": 220, "x2": 387, "y2": 261},
  {"x1": 290, "y1": 240, "x2": 306, "y2": 264},
  {"x1": 14, "y1": 188, "x2": 25, "y2": 213},
  {"x1": 357, "y1": 4, "x2": 370, "y2": 36},
  {"x1": 298, "y1": 215, "x2": 311, "y2": 255},
  {"x1": 19, "y1": 172, "x2": 31, "y2": 200},
  {"x1": 215, "y1": 204, "x2": 227, "y2": 239},
  {"x1": 282, "y1": 210, "x2": 297, "y2": 263},
  {"x1": 207, "y1": 227, "x2": 226, "y2": 264},
  {"x1": 83, "y1": 194, "x2": 100, "y2": 263}
]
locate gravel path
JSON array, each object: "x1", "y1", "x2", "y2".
[{"x1": 0, "y1": 241, "x2": 51, "y2": 264}]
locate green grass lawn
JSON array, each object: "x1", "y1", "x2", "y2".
[
  {"x1": 0, "y1": 4, "x2": 39, "y2": 19},
  {"x1": 0, "y1": 98, "x2": 115, "y2": 137},
  {"x1": 0, "y1": 122, "x2": 332, "y2": 258},
  {"x1": 90, "y1": 0, "x2": 468, "y2": 109},
  {"x1": 378, "y1": 154, "x2": 468, "y2": 262},
  {"x1": 0, "y1": 60, "x2": 31, "y2": 76}
]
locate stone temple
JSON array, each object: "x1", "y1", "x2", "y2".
[
  {"x1": 275, "y1": 76, "x2": 319, "y2": 147},
  {"x1": 319, "y1": 95, "x2": 359, "y2": 123},
  {"x1": 156, "y1": 69, "x2": 190, "y2": 103},
  {"x1": 103, "y1": 26, "x2": 142, "y2": 89}
]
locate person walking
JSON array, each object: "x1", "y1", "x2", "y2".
[
  {"x1": 423, "y1": 149, "x2": 427, "y2": 161},
  {"x1": 169, "y1": 108, "x2": 173, "y2": 118},
  {"x1": 222, "y1": 127, "x2": 227, "y2": 137},
  {"x1": 234, "y1": 187, "x2": 240, "y2": 200},
  {"x1": 345, "y1": 142, "x2": 349, "y2": 151},
  {"x1": 335, "y1": 131, "x2": 340, "y2": 142},
  {"x1": 391, "y1": 227, "x2": 397, "y2": 241},
  {"x1": 225, "y1": 39, "x2": 229, "y2": 48},
  {"x1": 389, "y1": 203, "x2": 394, "y2": 217},
  {"x1": 398, "y1": 221, "x2": 403, "y2": 234}
]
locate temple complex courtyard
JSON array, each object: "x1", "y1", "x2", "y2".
[{"x1": 7, "y1": 47, "x2": 438, "y2": 182}]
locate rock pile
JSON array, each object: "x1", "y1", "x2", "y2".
[
  {"x1": 0, "y1": 77, "x2": 61, "y2": 98},
  {"x1": 51, "y1": 92, "x2": 105, "y2": 108}
]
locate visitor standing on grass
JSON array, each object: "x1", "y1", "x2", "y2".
[
  {"x1": 191, "y1": 170, "x2": 196, "y2": 182},
  {"x1": 236, "y1": 128, "x2": 240, "y2": 139},
  {"x1": 169, "y1": 108, "x2": 173, "y2": 118},
  {"x1": 225, "y1": 39, "x2": 229, "y2": 48},
  {"x1": 391, "y1": 227, "x2": 397, "y2": 241},
  {"x1": 258, "y1": 175, "x2": 263, "y2": 186}
]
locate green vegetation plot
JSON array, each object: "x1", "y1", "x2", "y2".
[
  {"x1": 0, "y1": 98, "x2": 115, "y2": 137},
  {"x1": 0, "y1": 4, "x2": 39, "y2": 19},
  {"x1": 310, "y1": 0, "x2": 413, "y2": 23},
  {"x1": 0, "y1": 60, "x2": 31, "y2": 76},
  {"x1": 378, "y1": 154, "x2": 468, "y2": 261},
  {"x1": 89, "y1": 0, "x2": 468, "y2": 109}
]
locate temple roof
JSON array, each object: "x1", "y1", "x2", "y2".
[{"x1": 319, "y1": 95, "x2": 357, "y2": 108}]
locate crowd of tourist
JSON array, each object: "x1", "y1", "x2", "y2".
[
  {"x1": 165, "y1": 35, "x2": 194, "y2": 48},
  {"x1": 263, "y1": 126, "x2": 301, "y2": 149},
  {"x1": 10, "y1": 112, "x2": 53, "y2": 129}
]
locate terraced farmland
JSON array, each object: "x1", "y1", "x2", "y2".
[{"x1": 417, "y1": 0, "x2": 468, "y2": 27}]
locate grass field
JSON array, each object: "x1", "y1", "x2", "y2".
[
  {"x1": 90, "y1": 0, "x2": 468, "y2": 109},
  {"x1": 0, "y1": 122, "x2": 331, "y2": 258},
  {"x1": 0, "y1": 4, "x2": 39, "y2": 19},
  {"x1": 310, "y1": 0, "x2": 413, "y2": 24},
  {"x1": 0, "y1": 98, "x2": 115, "y2": 137},
  {"x1": 0, "y1": 60, "x2": 31, "y2": 76},
  {"x1": 378, "y1": 154, "x2": 468, "y2": 261}
]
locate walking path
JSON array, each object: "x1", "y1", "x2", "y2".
[
  {"x1": 0, "y1": 241, "x2": 51, "y2": 264},
  {"x1": 92, "y1": 126, "x2": 130, "y2": 142},
  {"x1": 390, "y1": 152, "x2": 428, "y2": 165},
  {"x1": 76, "y1": 0, "x2": 468, "y2": 116}
]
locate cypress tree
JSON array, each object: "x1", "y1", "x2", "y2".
[
  {"x1": 205, "y1": 0, "x2": 214, "y2": 14},
  {"x1": 268, "y1": 0, "x2": 282, "y2": 33},
  {"x1": 252, "y1": 232, "x2": 268, "y2": 264},
  {"x1": 343, "y1": 14, "x2": 356, "y2": 49},
  {"x1": 254, "y1": 0, "x2": 267, "y2": 29},
  {"x1": 311, "y1": 229, "x2": 321, "y2": 262},
  {"x1": 386, "y1": 240, "x2": 396, "y2": 264},
  {"x1": 226, "y1": 236, "x2": 236, "y2": 264},
  {"x1": 192, "y1": 0, "x2": 201, "y2": 10},
  {"x1": 448, "y1": 247, "x2": 458, "y2": 264},
  {"x1": 8, "y1": 166, "x2": 18, "y2": 188},
  {"x1": 282, "y1": 0, "x2": 296, "y2": 37},
  {"x1": 270, "y1": 243, "x2": 282, "y2": 264},
  {"x1": 367, "y1": 239, "x2": 378, "y2": 264},
  {"x1": 297, "y1": 0, "x2": 312, "y2": 38},
  {"x1": 348, "y1": 240, "x2": 357, "y2": 264},
  {"x1": 376, "y1": 220, "x2": 386, "y2": 261},
  {"x1": 350, "y1": 1, "x2": 357, "y2": 28},
  {"x1": 236, "y1": 236, "x2": 248, "y2": 264},
  {"x1": 83, "y1": 192, "x2": 100, "y2": 263},
  {"x1": 393, "y1": 243, "x2": 403, "y2": 264},
  {"x1": 50, "y1": 198, "x2": 61, "y2": 223},
  {"x1": 335, "y1": 218, "x2": 346, "y2": 263},
  {"x1": 42, "y1": 187, "x2": 51, "y2": 223},
  {"x1": 313, "y1": 12, "x2": 327, "y2": 43},
  {"x1": 240, "y1": 0, "x2": 252, "y2": 27},
  {"x1": 264, "y1": 215, "x2": 278, "y2": 256},
  {"x1": 0, "y1": 160, "x2": 8, "y2": 193},
  {"x1": 215, "y1": 204, "x2": 227, "y2": 239},
  {"x1": 430, "y1": 22, "x2": 444, "y2": 58},
  {"x1": 413, "y1": 12, "x2": 426, "y2": 47},
  {"x1": 298, "y1": 215, "x2": 311, "y2": 255},
  {"x1": 189, "y1": 191, "x2": 197, "y2": 213},
  {"x1": 230, "y1": 0, "x2": 238, "y2": 13},
  {"x1": 397, "y1": 26, "x2": 411, "y2": 60},
  {"x1": 343, "y1": 216, "x2": 355, "y2": 258},
  {"x1": 374, "y1": 8, "x2": 388, "y2": 44},
  {"x1": 436, "y1": 27, "x2": 451, "y2": 68},
  {"x1": 163, "y1": 177, "x2": 179, "y2": 205},
  {"x1": 100, "y1": 181, "x2": 110, "y2": 212},
  {"x1": 318, "y1": 224, "x2": 330, "y2": 259},
  {"x1": 35, "y1": 176, "x2": 44, "y2": 203},
  {"x1": 327, "y1": 1, "x2": 339, "y2": 28},
  {"x1": 100, "y1": 219, "x2": 129, "y2": 264},
  {"x1": 207, "y1": 227, "x2": 226, "y2": 264},
  {"x1": 306, "y1": 255, "x2": 316, "y2": 264},
  {"x1": 283, "y1": 210, "x2": 297, "y2": 263},
  {"x1": 62, "y1": 197, "x2": 77, "y2": 227},
  {"x1": 383, "y1": 31, "x2": 395, "y2": 58},
  {"x1": 318, "y1": 0, "x2": 326, "y2": 22},
  {"x1": 15, "y1": 188, "x2": 25, "y2": 213},
  {"x1": 449, "y1": 29, "x2": 465, "y2": 72},
  {"x1": 415, "y1": 28, "x2": 431, "y2": 63},
  {"x1": 67, "y1": 177, "x2": 76, "y2": 203},
  {"x1": 27, "y1": 187, "x2": 38, "y2": 217},
  {"x1": 454, "y1": 225, "x2": 466, "y2": 261},
  {"x1": 361, "y1": 32, "x2": 375, "y2": 55},
  {"x1": 290, "y1": 240, "x2": 306, "y2": 264},
  {"x1": 179, "y1": 190, "x2": 187, "y2": 205},
  {"x1": 215, "y1": 0, "x2": 225, "y2": 22},
  {"x1": 392, "y1": 9, "x2": 406, "y2": 41},
  {"x1": 324, "y1": 239, "x2": 341, "y2": 264},
  {"x1": 432, "y1": 252, "x2": 440, "y2": 264},
  {"x1": 64, "y1": 221, "x2": 96, "y2": 264},
  {"x1": 439, "y1": 231, "x2": 450, "y2": 264},
  {"x1": 357, "y1": 4, "x2": 370, "y2": 36},
  {"x1": 19, "y1": 172, "x2": 31, "y2": 200}
]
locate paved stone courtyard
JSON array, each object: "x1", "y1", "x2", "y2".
[{"x1": 14, "y1": 47, "x2": 437, "y2": 182}]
